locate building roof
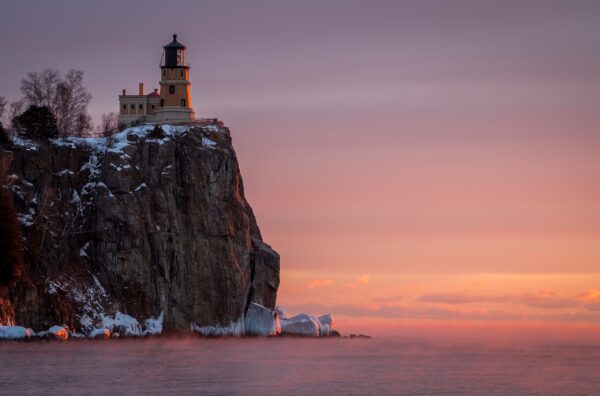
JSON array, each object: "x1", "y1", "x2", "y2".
[
  {"x1": 147, "y1": 89, "x2": 160, "y2": 97},
  {"x1": 164, "y1": 34, "x2": 186, "y2": 50}
]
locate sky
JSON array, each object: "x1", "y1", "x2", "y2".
[{"x1": 1, "y1": 0, "x2": 600, "y2": 335}]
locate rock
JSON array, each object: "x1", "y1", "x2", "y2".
[
  {"x1": 280, "y1": 314, "x2": 322, "y2": 337},
  {"x1": 0, "y1": 122, "x2": 280, "y2": 335},
  {"x1": 244, "y1": 302, "x2": 280, "y2": 336},
  {"x1": 349, "y1": 334, "x2": 371, "y2": 339},
  {"x1": 329, "y1": 330, "x2": 342, "y2": 338},
  {"x1": 47, "y1": 325, "x2": 69, "y2": 340}
]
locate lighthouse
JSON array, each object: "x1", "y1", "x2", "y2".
[
  {"x1": 155, "y1": 34, "x2": 195, "y2": 122},
  {"x1": 118, "y1": 34, "x2": 195, "y2": 126}
]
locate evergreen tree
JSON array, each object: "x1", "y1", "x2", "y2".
[{"x1": 12, "y1": 105, "x2": 58, "y2": 139}]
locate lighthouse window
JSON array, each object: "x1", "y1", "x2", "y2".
[
  {"x1": 181, "y1": 99, "x2": 186, "y2": 107},
  {"x1": 169, "y1": 85, "x2": 175, "y2": 94},
  {"x1": 180, "y1": 69, "x2": 184, "y2": 77},
  {"x1": 163, "y1": 70, "x2": 166, "y2": 77},
  {"x1": 160, "y1": 99, "x2": 164, "y2": 107}
]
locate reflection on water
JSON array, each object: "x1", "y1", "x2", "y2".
[{"x1": 1, "y1": 336, "x2": 599, "y2": 395}]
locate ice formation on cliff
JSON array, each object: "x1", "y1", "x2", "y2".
[{"x1": 244, "y1": 302, "x2": 281, "y2": 336}]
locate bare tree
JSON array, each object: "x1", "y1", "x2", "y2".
[
  {"x1": 54, "y1": 70, "x2": 92, "y2": 136},
  {"x1": 74, "y1": 113, "x2": 93, "y2": 136},
  {"x1": 20, "y1": 69, "x2": 92, "y2": 136},
  {"x1": 8, "y1": 99, "x2": 25, "y2": 129},
  {"x1": 20, "y1": 69, "x2": 61, "y2": 110},
  {"x1": 0, "y1": 97, "x2": 7, "y2": 123},
  {"x1": 97, "y1": 112, "x2": 118, "y2": 136}
]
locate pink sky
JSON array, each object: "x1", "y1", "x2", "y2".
[{"x1": 1, "y1": 1, "x2": 600, "y2": 335}]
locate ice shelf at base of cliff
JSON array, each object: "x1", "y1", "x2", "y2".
[{"x1": 1, "y1": 304, "x2": 338, "y2": 340}]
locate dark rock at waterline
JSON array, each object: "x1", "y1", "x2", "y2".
[
  {"x1": 347, "y1": 334, "x2": 371, "y2": 339},
  {"x1": 0, "y1": 122, "x2": 280, "y2": 335}
]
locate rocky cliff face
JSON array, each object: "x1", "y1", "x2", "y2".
[{"x1": 0, "y1": 122, "x2": 279, "y2": 335}]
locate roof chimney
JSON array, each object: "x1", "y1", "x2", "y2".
[
  {"x1": 139, "y1": 83, "x2": 144, "y2": 96},
  {"x1": 122, "y1": 89, "x2": 126, "y2": 95}
]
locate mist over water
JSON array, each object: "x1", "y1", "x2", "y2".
[{"x1": 1, "y1": 335, "x2": 599, "y2": 395}]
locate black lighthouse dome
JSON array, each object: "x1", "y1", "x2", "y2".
[{"x1": 162, "y1": 34, "x2": 188, "y2": 68}]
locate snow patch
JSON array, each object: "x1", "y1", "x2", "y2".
[
  {"x1": 80, "y1": 153, "x2": 101, "y2": 177},
  {"x1": 144, "y1": 312, "x2": 164, "y2": 335},
  {"x1": 56, "y1": 169, "x2": 75, "y2": 176},
  {"x1": 16, "y1": 211, "x2": 34, "y2": 227},
  {"x1": 81, "y1": 181, "x2": 113, "y2": 197},
  {"x1": 191, "y1": 318, "x2": 245, "y2": 336},
  {"x1": 91, "y1": 311, "x2": 164, "y2": 337},
  {"x1": 202, "y1": 125, "x2": 220, "y2": 132},
  {"x1": 202, "y1": 137, "x2": 217, "y2": 147},
  {"x1": 11, "y1": 136, "x2": 38, "y2": 151},
  {"x1": 71, "y1": 190, "x2": 81, "y2": 203},
  {"x1": 79, "y1": 241, "x2": 90, "y2": 257},
  {"x1": 110, "y1": 163, "x2": 122, "y2": 171}
]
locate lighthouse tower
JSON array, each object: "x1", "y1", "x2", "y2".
[{"x1": 154, "y1": 34, "x2": 195, "y2": 122}]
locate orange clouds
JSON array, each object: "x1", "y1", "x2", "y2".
[
  {"x1": 417, "y1": 290, "x2": 600, "y2": 312},
  {"x1": 308, "y1": 278, "x2": 333, "y2": 288}
]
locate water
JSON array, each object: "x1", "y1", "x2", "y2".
[{"x1": 1, "y1": 337, "x2": 599, "y2": 395}]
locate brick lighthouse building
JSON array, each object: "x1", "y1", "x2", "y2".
[{"x1": 118, "y1": 34, "x2": 195, "y2": 126}]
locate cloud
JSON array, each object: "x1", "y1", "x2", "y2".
[
  {"x1": 418, "y1": 292, "x2": 510, "y2": 305},
  {"x1": 418, "y1": 290, "x2": 600, "y2": 312},
  {"x1": 356, "y1": 274, "x2": 371, "y2": 284},
  {"x1": 356, "y1": 274, "x2": 371, "y2": 285},
  {"x1": 520, "y1": 291, "x2": 575, "y2": 309},
  {"x1": 371, "y1": 295, "x2": 403, "y2": 303},
  {"x1": 577, "y1": 289, "x2": 600, "y2": 311},
  {"x1": 307, "y1": 278, "x2": 333, "y2": 288},
  {"x1": 344, "y1": 274, "x2": 372, "y2": 287},
  {"x1": 283, "y1": 302, "x2": 520, "y2": 321},
  {"x1": 283, "y1": 302, "x2": 600, "y2": 323}
]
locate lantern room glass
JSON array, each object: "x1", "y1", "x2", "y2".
[{"x1": 176, "y1": 49, "x2": 185, "y2": 66}]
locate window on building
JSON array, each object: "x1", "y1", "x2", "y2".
[
  {"x1": 163, "y1": 70, "x2": 166, "y2": 77},
  {"x1": 160, "y1": 99, "x2": 164, "y2": 107},
  {"x1": 122, "y1": 104, "x2": 126, "y2": 110},
  {"x1": 130, "y1": 104, "x2": 135, "y2": 109},
  {"x1": 181, "y1": 99, "x2": 186, "y2": 107},
  {"x1": 151, "y1": 105, "x2": 155, "y2": 110},
  {"x1": 180, "y1": 69, "x2": 184, "y2": 77},
  {"x1": 169, "y1": 85, "x2": 175, "y2": 94},
  {"x1": 139, "y1": 104, "x2": 143, "y2": 110}
]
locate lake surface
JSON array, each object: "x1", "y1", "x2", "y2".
[{"x1": 1, "y1": 336, "x2": 599, "y2": 395}]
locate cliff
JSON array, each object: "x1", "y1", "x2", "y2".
[{"x1": 0, "y1": 122, "x2": 280, "y2": 336}]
